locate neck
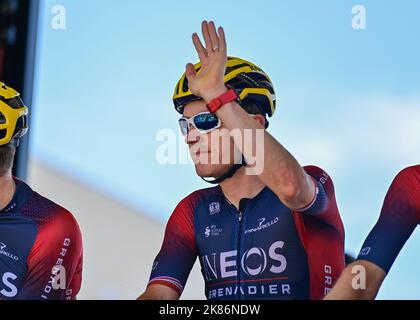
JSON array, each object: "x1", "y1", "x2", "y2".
[
  {"x1": 219, "y1": 167, "x2": 266, "y2": 210},
  {"x1": 0, "y1": 173, "x2": 16, "y2": 211}
]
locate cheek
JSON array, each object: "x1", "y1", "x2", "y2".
[
  {"x1": 209, "y1": 131, "x2": 229, "y2": 151},
  {"x1": 218, "y1": 135, "x2": 235, "y2": 163},
  {"x1": 206, "y1": 130, "x2": 237, "y2": 164}
]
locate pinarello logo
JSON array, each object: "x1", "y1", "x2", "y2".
[
  {"x1": 244, "y1": 217, "x2": 279, "y2": 234},
  {"x1": 0, "y1": 242, "x2": 19, "y2": 261}
]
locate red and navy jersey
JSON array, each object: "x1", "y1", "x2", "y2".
[
  {"x1": 148, "y1": 166, "x2": 345, "y2": 300},
  {"x1": 357, "y1": 165, "x2": 420, "y2": 273},
  {"x1": 0, "y1": 178, "x2": 83, "y2": 300}
]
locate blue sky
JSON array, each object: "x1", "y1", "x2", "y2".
[{"x1": 31, "y1": 0, "x2": 419, "y2": 298}]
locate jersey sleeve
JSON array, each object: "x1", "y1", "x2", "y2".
[
  {"x1": 68, "y1": 250, "x2": 83, "y2": 299},
  {"x1": 297, "y1": 166, "x2": 345, "y2": 235},
  {"x1": 147, "y1": 192, "x2": 200, "y2": 296},
  {"x1": 292, "y1": 166, "x2": 345, "y2": 299},
  {"x1": 18, "y1": 210, "x2": 83, "y2": 300},
  {"x1": 357, "y1": 166, "x2": 420, "y2": 273}
]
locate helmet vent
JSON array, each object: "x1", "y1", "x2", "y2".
[
  {"x1": 0, "y1": 95, "x2": 25, "y2": 110},
  {"x1": 0, "y1": 111, "x2": 5, "y2": 124}
]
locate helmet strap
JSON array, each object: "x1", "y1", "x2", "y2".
[
  {"x1": 8, "y1": 138, "x2": 20, "y2": 148},
  {"x1": 201, "y1": 155, "x2": 247, "y2": 185}
]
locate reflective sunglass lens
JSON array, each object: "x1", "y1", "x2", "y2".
[
  {"x1": 178, "y1": 119, "x2": 189, "y2": 136},
  {"x1": 194, "y1": 113, "x2": 219, "y2": 131}
]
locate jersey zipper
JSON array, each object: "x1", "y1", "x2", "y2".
[{"x1": 237, "y1": 210, "x2": 243, "y2": 300}]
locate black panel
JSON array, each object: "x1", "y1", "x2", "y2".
[{"x1": 0, "y1": 0, "x2": 39, "y2": 179}]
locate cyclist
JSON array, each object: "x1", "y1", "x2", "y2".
[
  {"x1": 139, "y1": 21, "x2": 345, "y2": 300},
  {"x1": 325, "y1": 165, "x2": 419, "y2": 299},
  {"x1": 0, "y1": 82, "x2": 83, "y2": 300}
]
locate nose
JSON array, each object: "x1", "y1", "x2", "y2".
[{"x1": 186, "y1": 125, "x2": 201, "y2": 145}]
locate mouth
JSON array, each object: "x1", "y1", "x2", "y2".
[{"x1": 195, "y1": 150, "x2": 210, "y2": 157}]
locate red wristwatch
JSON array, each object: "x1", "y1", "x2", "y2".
[{"x1": 206, "y1": 88, "x2": 239, "y2": 113}]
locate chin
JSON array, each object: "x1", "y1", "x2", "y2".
[
  {"x1": 195, "y1": 164, "x2": 213, "y2": 178},
  {"x1": 195, "y1": 164, "x2": 229, "y2": 179}
]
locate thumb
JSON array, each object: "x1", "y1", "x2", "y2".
[{"x1": 185, "y1": 63, "x2": 196, "y2": 82}]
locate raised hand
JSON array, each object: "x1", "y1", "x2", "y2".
[{"x1": 186, "y1": 21, "x2": 228, "y2": 102}]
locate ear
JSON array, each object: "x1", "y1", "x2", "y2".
[{"x1": 252, "y1": 114, "x2": 266, "y2": 128}]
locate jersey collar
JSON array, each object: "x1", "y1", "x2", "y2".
[
  {"x1": 217, "y1": 185, "x2": 270, "y2": 211},
  {"x1": 0, "y1": 177, "x2": 33, "y2": 214}
]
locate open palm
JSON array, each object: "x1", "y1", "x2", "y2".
[{"x1": 186, "y1": 21, "x2": 228, "y2": 102}]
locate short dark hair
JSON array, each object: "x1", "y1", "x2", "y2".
[
  {"x1": 240, "y1": 99, "x2": 264, "y2": 115},
  {"x1": 240, "y1": 99, "x2": 269, "y2": 128},
  {"x1": 0, "y1": 144, "x2": 16, "y2": 177}
]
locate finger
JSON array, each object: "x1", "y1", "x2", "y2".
[
  {"x1": 185, "y1": 63, "x2": 196, "y2": 82},
  {"x1": 208, "y1": 21, "x2": 220, "y2": 52},
  {"x1": 192, "y1": 33, "x2": 208, "y2": 60},
  {"x1": 201, "y1": 20, "x2": 214, "y2": 53},
  {"x1": 218, "y1": 27, "x2": 227, "y2": 53}
]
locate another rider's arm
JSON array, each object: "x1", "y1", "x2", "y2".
[
  {"x1": 325, "y1": 167, "x2": 419, "y2": 300},
  {"x1": 324, "y1": 260, "x2": 386, "y2": 300},
  {"x1": 138, "y1": 192, "x2": 200, "y2": 300},
  {"x1": 138, "y1": 284, "x2": 180, "y2": 300},
  {"x1": 19, "y1": 210, "x2": 83, "y2": 300}
]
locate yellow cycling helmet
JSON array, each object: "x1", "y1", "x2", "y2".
[
  {"x1": 173, "y1": 56, "x2": 276, "y2": 117},
  {"x1": 0, "y1": 82, "x2": 29, "y2": 146}
]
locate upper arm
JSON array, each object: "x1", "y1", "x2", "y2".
[
  {"x1": 18, "y1": 211, "x2": 83, "y2": 300},
  {"x1": 146, "y1": 193, "x2": 200, "y2": 298}
]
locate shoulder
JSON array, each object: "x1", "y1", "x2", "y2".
[
  {"x1": 166, "y1": 187, "x2": 220, "y2": 233},
  {"x1": 174, "y1": 186, "x2": 220, "y2": 215},
  {"x1": 44, "y1": 204, "x2": 81, "y2": 239},
  {"x1": 22, "y1": 190, "x2": 81, "y2": 241},
  {"x1": 384, "y1": 165, "x2": 420, "y2": 215},
  {"x1": 23, "y1": 193, "x2": 82, "y2": 276},
  {"x1": 392, "y1": 165, "x2": 420, "y2": 189}
]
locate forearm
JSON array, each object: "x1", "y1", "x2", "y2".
[
  {"x1": 186, "y1": 21, "x2": 313, "y2": 209},
  {"x1": 324, "y1": 267, "x2": 369, "y2": 300},
  {"x1": 137, "y1": 285, "x2": 180, "y2": 300},
  {"x1": 325, "y1": 261, "x2": 385, "y2": 300},
  {"x1": 137, "y1": 292, "x2": 157, "y2": 300},
  {"x1": 214, "y1": 100, "x2": 314, "y2": 209}
]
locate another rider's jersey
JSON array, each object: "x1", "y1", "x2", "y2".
[
  {"x1": 0, "y1": 178, "x2": 83, "y2": 300},
  {"x1": 148, "y1": 166, "x2": 345, "y2": 300},
  {"x1": 357, "y1": 165, "x2": 420, "y2": 273}
]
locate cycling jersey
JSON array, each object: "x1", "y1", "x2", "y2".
[
  {"x1": 148, "y1": 166, "x2": 345, "y2": 300},
  {"x1": 0, "y1": 178, "x2": 83, "y2": 300},
  {"x1": 357, "y1": 165, "x2": 420, "y2": 273}
]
